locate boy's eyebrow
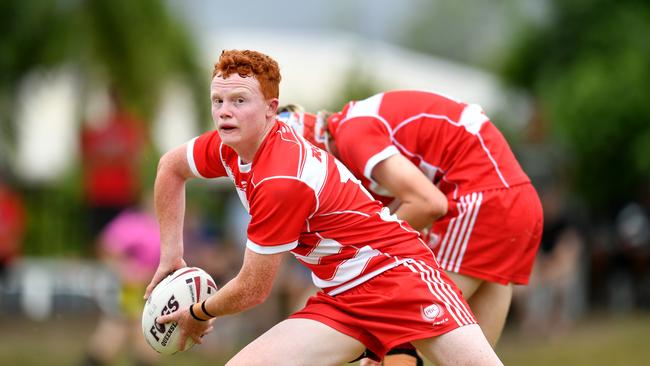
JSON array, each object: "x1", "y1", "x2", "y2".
[{"x1": 211, "y1": 88, "x2": 251, "y2": 99}]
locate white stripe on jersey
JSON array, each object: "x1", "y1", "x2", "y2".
[
  {"x1": 404, "y1": 259, "x2": 474, "y2": 326},
  {"x1": 444, "y1": 193, "x2": 479, "y2": 270},
  {"x1": 310, "y1": 245, "x2": 382, "y2": 290},
  {"x1": 316, "y1": 210, "x2": 371, "y2": 218},
  {"x1": 345, "y1": 93, "x2": 384, "y2": 119},
  {"x1": 298, "y1": 142, "x2": 328, "y2": 199},
  {"x1": 477, "y1": 133, "x2": 509, "y2": 188},
  {"x1": 437, "y1": 192, "x2": 483, "y2": 272},
  {"x1": 186, "y1": 137, "x2": 203, "y2": 178},
  {"x1": 247, "y1": 238, "x2": 298, "y2": 254},
  {"x1": 364, "y1": 145, "x2": 400, "y2": 181},
  {"x1": 293, "y1": 237, "x2": 343, "y2": 265},
  {"x1": 458, "y1": 104, "x2": 489, "y2": 135},
  {"x1": 414, "y1": 259, "x2": 475, "y2": 324},
  {"x1": 339, "y1": 93, "x2": 394, "y2": 142},
  {"x1": 327, "y1": 259, "x2": 403, "y2": 296},
  {"x1": 282, "y1": 122, "x2": 328, "y2": 216},
  {"x1": 453, "y1": 193, "x2": 483, "y2": 272},
  {"x1": 389, "y1": 103, "x2": 511, "y2": 191}
]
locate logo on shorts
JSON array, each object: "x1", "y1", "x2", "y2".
[{"x1": 422, "y1": 304, "x2": 443, "y2": 321}]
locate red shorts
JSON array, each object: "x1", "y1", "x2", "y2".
[
  {"x1": 431, "y1": 183, "x2": 543, "y2": 285},
  {"x1": 290, "y1": 259, "x2": 476, "y2": 361}
]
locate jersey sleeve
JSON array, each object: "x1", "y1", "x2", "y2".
[
  {"x1": 335, "y1": 117, "x2": 399, "y2": 181},
  {"x1": 186, "y1": 130, "x2": 227, "y2": 179},
  {"x1": 245, "y1": 178, "x2": 317, "y2": 254}
]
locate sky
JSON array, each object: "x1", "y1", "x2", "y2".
[{"x1": 166, "y1": 0, "x2": 422, "y2": 43}]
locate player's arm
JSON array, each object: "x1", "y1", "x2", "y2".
[
  {"x1": 371, "y1": 153, "x2": 447, "y2": 230},
  {"x1": 155, "y1": 248, "x2": 283, "y2": 350},
  {"x1": 201, "y1": 248, "x2": 284, "y2": 316},
  {"x1": 144, "y1": 144, "x2": 194, "y2": 298},
  {"x1": 192, "y1": 177, "x2": 310, "y2": 315}
]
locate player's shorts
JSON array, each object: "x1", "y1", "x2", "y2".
[
  {"x1": 289, "y1": 259, "x2": 476, "y2": 361},
  {"x1": 431, "y1": 183, "x2": 543, "y2": 285}
]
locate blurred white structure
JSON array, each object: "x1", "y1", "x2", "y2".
[
  {"x1": 14, "y1": 69, "x2": 80, "y2": 183},
  {"x1": 153, "y1": 80, "x2": 201, "y2": 152},
  {"x1": 202, "y1": 29, "x2": 516, "y2": 115},
  {"x1": 11, "y1": 30, "x2": 525, "y2": 183}
]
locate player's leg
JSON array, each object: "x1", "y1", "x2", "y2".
[
  {"x1": 445, "y1": 271, "x2": 512, "y2": 346},
  {"x1": 467, "y1": 281, "x2": 513, "y2": 346},
  {"x1": 82, "y1": 316, "x2": 128, "y2": 365},
  {"x1": 412, "y1": 324, "x2": 503, "y2": 366},
  {"x1": 226, "y1": 318, "x2": 366, "y2": 366}
]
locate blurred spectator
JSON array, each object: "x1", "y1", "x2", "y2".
[
  {"x1": 80, "y1": 197, "x2": 160, "y2": 366},
  {"x1": 587, "y1": 182, "x2": 650, "y2": 313},
  {"x1": 513, "y1": 184, "x2": 585, "y2": 338},
  {"x1": 0, "y1": 178, "x2": 26, "y2": 280},
  {"x1": 183, "y1": 203, "x2": 237, "y2": 285},
  {"x1": 81, "y1": 87, "x2": 146, "y2": 239},
  {"x1": 612, "y1": 198, "x2": 650, "y2": 310}
]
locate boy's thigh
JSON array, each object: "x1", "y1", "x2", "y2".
[
  {"x1": 412, "y1": 324, "x2": 503, "y2": 366},
  {"x1": 227, "y1": 318, "x2": 365, "y2": 366}
]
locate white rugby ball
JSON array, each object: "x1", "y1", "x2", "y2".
[{"x1": 142, "y1": 267, "x2": 218, "y2": 355}]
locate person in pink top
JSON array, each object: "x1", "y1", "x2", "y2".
[
  {"x1": 100, "y1": 208, "x2": 161, "y2": 285},
  {"x1": 281, "y1": 91, "x2": 542, "y2": 365},
  {"x1": 82, "y1": 203, "x2": 161, "y2": 366},
  {"x1": 145, "y1": 50, "x2": 503, "y2": 365}
]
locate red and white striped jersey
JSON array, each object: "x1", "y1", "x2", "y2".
[
  {"x1": 186, "y1": 120, "x2": 434, "y2": 295},
  {"x1": 328, "y1": 90, "x2": 530, "y2": 204}
]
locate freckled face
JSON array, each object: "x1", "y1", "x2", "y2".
[{"x1": 210, "y1": 74, "x2": 275, "y2": 155}]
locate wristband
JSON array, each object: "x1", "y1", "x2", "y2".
[
  {"x1": 189, "y1": 303, "x2": 208, "y2": 321},
  {"x1": 201, "y1": 300, "x2": 216, "y2": 318}
]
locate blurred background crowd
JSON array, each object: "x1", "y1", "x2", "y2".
[{"x1": 1, "y1": 0, "x2": 649, "y2": 365}]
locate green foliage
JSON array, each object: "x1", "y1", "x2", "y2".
[
  {"x1": 80, "y1": 0, "x2": 207, "y2": 120},
  {"x1": 0, "y1": 0, "x2": 208, "y2": 130},
  {"x1": 0, "y1": 0, "x2": 74, "y2": 89},
  {"x1": 501, "y1": 0, "x2": 650, "y2": 211},
  {"x1": 0, "y1": 0, "x2": 207, "y2": 256}
]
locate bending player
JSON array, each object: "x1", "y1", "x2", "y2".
[
  {"x1": 280, "y1": 90, "x2": 543, "y2": 365},
  {"x1": 145, "y1": 50, "x2": 503, "y2": 366}
]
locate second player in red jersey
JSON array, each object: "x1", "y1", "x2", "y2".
[{"x1": 282, "y1": 90, "x2": 542, "y2": 365}]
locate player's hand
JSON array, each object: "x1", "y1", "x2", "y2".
[
  {"x1": 360, "y1": 358, "x2": 382, "y2": 366},
  {"x1": 156, "y1": 306, "x2": 214, "y2": 351},
  {"x1": 144, "y1": 257, "x2": 187, "y2": 299}
]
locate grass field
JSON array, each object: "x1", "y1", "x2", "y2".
[{"x1": 1, "y1": 312, "x2": 649, "y2": 365}]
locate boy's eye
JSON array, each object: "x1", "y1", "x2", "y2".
[{"x1": 236, "y1": 98, "x2": 245, "y2": 104}]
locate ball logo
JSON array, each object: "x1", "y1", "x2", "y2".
[
  {"x1": 422, "y1": 304, "x2": 442, "y2": 321},
  {"x1": 148, "y1": 295, "x2": 180, "y2": 344}
]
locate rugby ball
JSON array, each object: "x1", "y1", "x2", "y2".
[{"x1": 142, "y1": 267, "x2": 218, "y2": 355}]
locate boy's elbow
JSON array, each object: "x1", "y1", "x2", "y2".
[
  {"x1": 156, "y1": 147, "x2": 190, "y2": 180},
  {"x1": 425, "y1": 195, "x2": 448, "y2": 220},
  {"x1": 157, "y1": 151, "x2": 174, "y2": 173}
]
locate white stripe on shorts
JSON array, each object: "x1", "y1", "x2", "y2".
[
  {"x1": 403, "y1": 259, "x2": 475, "y2": 326},
  {"x1": 437, "y1": 192, "x2": 483, "y2": 272}
]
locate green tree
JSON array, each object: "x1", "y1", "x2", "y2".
[
  {"x1": 0, "y1": 0, "x2": 207, "y2": 256},
  {"x1": 0, "y1": 0, "x2": 208, "y2": 156},
  {"x1": 501, "y1": 0, "x2": 650, "y2": 213}
]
